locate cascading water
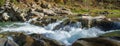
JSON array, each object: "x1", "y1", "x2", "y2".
[
  {"x1": 45, "y1": 20, "x2": 63, "y2": 30},
  {"x1": 0, "y1": 21, "x2": 119, "y2": 46}
]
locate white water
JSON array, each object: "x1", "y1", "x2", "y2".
[
  {"x1": 0, "y1": 21, "x2": 108, "y2": 45},
  {"x1": 45, "y1": 20, "x2": 63, "y2": 30}
]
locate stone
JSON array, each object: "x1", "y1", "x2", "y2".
[
  {"x1": 0, "y1": 38, "x2": 19, "y2": 46},
  {"x1": 2, "y1": 32, "x2": 65, "y2": 46},
  {"x1": 72, "y1": 37, "x2": 120, "y2": 46},
  {"x1": 43, "y1": 9, "x2": 55, "y2": 16},
  {"x1": 30, "y1": 34, "x2": 64, "y2": 46},
  {"x1": 2, "y1": 12, "x2": 10, "y2": 21},
  {"x1": 94, "y1": 20, "x2": 120, "y2": 31},
  {"x1": 0, "y1": 38, "x2": 7, "y2": 46},
  {"x1": 20, "y1": 13, "x2": 27, "y2": 21},
  {"x1": 5, "y1": 39, "x2": 19, "y2": 46}
]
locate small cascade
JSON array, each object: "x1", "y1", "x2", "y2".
[
  {"x1": 0, "y1": 21, "x2": 120, "y2": 46},
  {"x1": 45, "y1": 21, "x2": 63, "y2": 30}
]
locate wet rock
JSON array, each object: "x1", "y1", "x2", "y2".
[
  {"x1": 0, "y1": 7, "x2": 5, "y2": 13},
  {"x1": 30, "y1": 34, "x2": 64, "y2": 46},
  {"x1": 0, "y1": 38, "x2": 19, "y2": 46},
  {"x1": 5, "y1": 38, "x2": 19, "y2": 46},
  {"x1": 31, "y1": 11, "x2": 44, "y2": 19},
  {"x1": 94, "y1": 20, "x2": 120, "y2": 31},
  {"x1": 0, "y1": 2, "x2": 27, "y2": 22},
  {"x1": 53, "y1": 19, "x2": 80, "y2": 31},
  {"x1": 2, "y1": 7, "x2": 25, "y2": 21},
  {"x1": 31, "y1": 17, "x2": 57, "y2": 27},
  {"x1": 12, "y1": 33, "x2": 27, "y2": 46},
  {"x1": 20, "y1": 13, "x2": 27, "y2": 21},
  {"x1": 5, "y1": 32, "x2": 64, "y2": 46},
  {"x1": 34, "y1": 0, "x2": 39, "y2": 2},
  {"x1": 72, "y1": 37, "x2": 120, "y2": 46},
  {"x1": 0, "y1": 38, "x2": 7, "y2": 46},
  {"x1": 109, "y1": 36, "x2": 120, "y2": 41},
  {"x1": 101, "y1": 31, "x2": 120, "y2": 36}
]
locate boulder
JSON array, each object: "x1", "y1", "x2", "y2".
[
  {"x1": 0, "y1": 38, "x2": 19, "y2": 46},
  {"x1": 30, "y1": 34, "x2": 64, "y2": 46},
  {"x1": 72, "y1": 37, "x2": 120, "y2": 46},
  {"x1": 94, "y1": 20, "x2": 120, "y2": 31},
  {"x1": 2, "y1": 32, "x2": 65, "y2": 46},
  {"x1": 43, "y1": 9, "x2": 55, "y2": 16},
  {"x1": 0, "y1": 38, "x2": 7, "y2": 46},
  {"x1": 54, "y1": 8, "x2": 72, "y2": 15},
  {"x1": 2, "y1": 12, "x2": 10, "y2": 21},
  {"x1": 31, "y1": 17, "x2": 57, "y2": 27}
]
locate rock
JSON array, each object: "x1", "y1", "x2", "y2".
[
  {"x1": 54, "y1": 8, "x2": 72, "y2": 15},
  {"x1": 109, "y1": 36, "x2": 120, "y2": 41},
  {"x1": 2, "y1": 32, "x2": 64, "y2": 46},
  {"x1": 2, "y1": 12, "x2": 10, "y2": 21},
  {"x1": 0, "y1": 38, "x2": 19, "y2": 46},
  {"x1": 5, "y1": 38, "x2": 19, "y2": 46},
  {"x1": 31, "y1": 10, "x2": 44, "y2": 19},
  {"x1": 100, "y1": 31, "x2": 120, "y2": 38},
  {"x1": 34, "y1": 0, "x2": 39, "y2": 2},
  {"x1": 12, "y1": 33, "x2": 27, "y2": 46},
  {"x1": 43, "y1": 9, "x2": 55, "y2": 16},
  {"x1": 72, "y1": 37, "x2": 120, "y2": 46},
  {"x1": 94, "y1": 20, "x2": 120, "y2": 31},
  {"x1": 20, "y1": 13, "x2": 27, "y2": 21},
  {"x1": 0, "y1": 38, "x2": 7, "y2": 46},
  {"x1": 30, "y1": 34, "x2": 64, "y2": 46},
  {"x1": 31, "y1": 17, "x2": 57, "y2": 27},
  {"x1": 53, "y1": 19, "x2": 80, "y2": 31}
]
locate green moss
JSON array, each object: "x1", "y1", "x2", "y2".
[
  {"x1": 106, "y1": 10, "x2": 120, "y2": 18},
  {"x1": 71, "y1": 8, "x2": 89, "y2": 14},
  {"x1": 71, "y1": 7, "x2": 120, "y2": 18},
  {"x1": 0, "y1": 0, "x2": 5, "y2": 6},
  {"x1": 107, "y1": 14, "x2": 120, "y2": 18}
]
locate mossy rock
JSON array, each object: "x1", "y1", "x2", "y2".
[{"x1": 100, "y1": 31, "x2": 120, "y2": 37}]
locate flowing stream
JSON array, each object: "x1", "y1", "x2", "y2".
[{"x1": 0, "y1": 21, "x2": 119, "y2": 46}]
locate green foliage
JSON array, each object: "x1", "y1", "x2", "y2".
[
  {"x1": 0, "y1": 0, "x2": 5, "y2": 6},
  {"x1": 106, "y1": 10, "x2": 120, "y2": 18},
  {"x1": 71, "y1": 8, "x2": 89, "y2": 14}
]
